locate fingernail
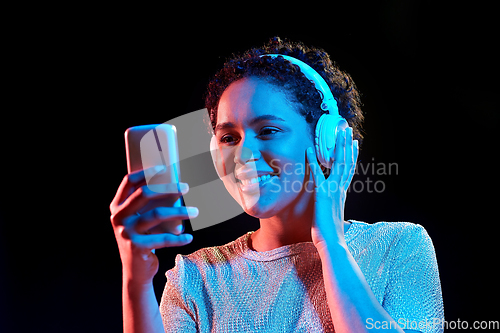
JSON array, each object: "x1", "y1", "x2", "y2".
[
  {"x1": 307, "y1": 147, "x2": 314, "y2": 154},
  {"x1": 187, "y1": 207, "x2": 199, "y2": 218},
  {"x1": 175, "y1": 223, "x2": 184, "y2": 234},
  {"x1": 179, "y1": 183, "x2": 189, "y2": 193}
]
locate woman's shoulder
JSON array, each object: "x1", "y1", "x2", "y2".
[
  {"x1": 347, "y1": 220, "x2": 433, "y2": 250},
  {"x1": 348, "y1": 219, "x2": 429, "y2": 235},
  {"x1": 167, "y1": 232, "x2": 252, "y2": 274},
  {"x1": 349, "y1": 219, "x2": 426, "y2": 231}
]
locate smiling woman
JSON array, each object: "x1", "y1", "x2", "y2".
[
  {"x1": 109, "y1": 37, "x2": 444, "y2": 333},
  {"x1": 213, "y1": 77, "x2": 318, "y2": 218}
]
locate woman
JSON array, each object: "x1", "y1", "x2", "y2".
[{"x1": 109, "y1": 37, "x2": 444, "y2": 332}]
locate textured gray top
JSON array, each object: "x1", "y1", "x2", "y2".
[{"x1": 160, "y1": 221, "x2": 444, "y2": 332}]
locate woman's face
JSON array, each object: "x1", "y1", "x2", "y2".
[{"x1": 214, "y1": 77, "x2": 315, "y2": 218}]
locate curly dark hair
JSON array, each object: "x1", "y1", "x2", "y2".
[{"x1": 205, "y1": 36, "x2": 364, "y2": 145}]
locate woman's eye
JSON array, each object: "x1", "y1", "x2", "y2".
[
  {"x1": 220, "y1": 128, "x2": 279, "y2": 144},
  {"x1": 259, "y1": 128, "x2": 279, "y2": 136},
  {"x1": 220, "y1": 135, "x2": 236, "y2": 144}
]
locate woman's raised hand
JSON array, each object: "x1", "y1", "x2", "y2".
[
  {"x1": 109, "y1": 166, "x2": 197, "y2": 285},
  {"x1": 306, "y1": 126, "x2": 359, "y2": 251}
]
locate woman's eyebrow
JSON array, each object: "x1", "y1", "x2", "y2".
[{"x1": 215, "y1": 114, "x2": 286, "y2": 133}]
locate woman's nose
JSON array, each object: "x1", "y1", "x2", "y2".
[{"x1": 233, "y1": 141, "x2": 259, "y2": 165}]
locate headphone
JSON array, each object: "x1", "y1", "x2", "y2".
[{"x1": 210, "y1": 54, "x2": 347, "y2": 179}]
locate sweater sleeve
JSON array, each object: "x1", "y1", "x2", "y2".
[
  {"x1": 382, "y1": 224, "x2": 445, "y2": 333},
  {"x1": 159, "y1": 254, "x2": 199, "y2": 333}
]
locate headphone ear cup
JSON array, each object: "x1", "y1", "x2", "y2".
[
  {"x1": 210, "y1": 135, "x2": 223, "y2": 179},
  {"x1": 314, "y1": 114, "x2": 347, "y2": 168}
]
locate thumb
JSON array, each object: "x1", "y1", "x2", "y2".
[{"x1": 306, "y1": 146, "x2": 326, "y2": 186}]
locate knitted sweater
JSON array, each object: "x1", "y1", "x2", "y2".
[{"x1": 160, "y1": 220, "x2": 444, "y2": 332}]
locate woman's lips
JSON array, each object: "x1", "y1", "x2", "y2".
[{"x1": 237, "y1": 174, "x2": 279, "y2": 193}]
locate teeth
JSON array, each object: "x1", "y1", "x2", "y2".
[{"x1": 240, "y1": 174, "x2": 275, "y2": 186}]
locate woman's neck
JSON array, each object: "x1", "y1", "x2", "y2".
[
  {"x1": 255, "y1": 186, "x2": 314, "y2": 250},
  {"x1": 250, "y1": 219, "x2": 351, "y2": 252}
]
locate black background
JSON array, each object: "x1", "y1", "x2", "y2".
[{"x1": 1, "y1": 1, "x2": 498, "y2": 332}]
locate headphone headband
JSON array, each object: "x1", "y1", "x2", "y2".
[{"x1": 260, "y1": 54, "x2": 339, "y2": 116}]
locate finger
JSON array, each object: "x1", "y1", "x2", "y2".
[
  {"x1": 306, "y1": 146, "x2": 326, "y2": 186},
  {"x1": 132, "y1": 206, "x2": 199, "y2": 234},
  {"x1": 114, "y1": 183, "x2": 189, "y2": 222},
  {"x1": 341, "y1": 127, "x2": 355, "y2": 189},
  {"x1": 110, "y1": 165, "x2": 166, "y2": 210},
  {"x1": 344, "y1": 139, "x2": 359, "y2": 191},
  {"x1": 131, "y1": 232, "x2": 194, "y2": 250},
  {"x1": 331, "y1": 128, "x2": 346, "y2": 180}
]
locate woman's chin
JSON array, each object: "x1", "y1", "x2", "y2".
[
  {"x1": 222, "y1": 175, "x2": 293, "y2": 219},
  {"x1": 224, "y1": 187, "x2": 278, "y2": 219},
  {"x1": 243, "y1": 205, "x2": 277, "y2": 219},
  {"x1": 231, "y1": 192, "x2": 274, "y2": 218}
]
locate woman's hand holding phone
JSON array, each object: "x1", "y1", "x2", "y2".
[{"x1": 109, "y1": 165, "x2": 197, "y2": 285}]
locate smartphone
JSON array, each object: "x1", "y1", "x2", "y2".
[{"x1": 124, "y1": 124, "x2": 183, "y2": 235}]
